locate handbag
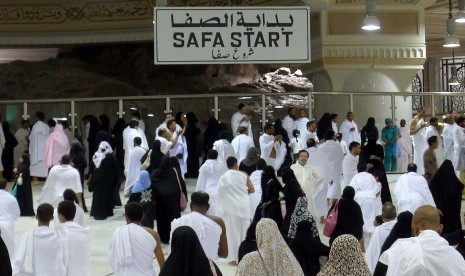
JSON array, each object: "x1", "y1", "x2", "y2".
[
  {"x1": 323, "y1": 199, "x2": 340, "y2": 237},
  {"x1": 173, "y1": 168, "x2": 187, "y2": 212}
]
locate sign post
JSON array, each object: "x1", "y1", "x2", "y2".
[{"x1": 154, "y1": 7, "x2": 310, "y2": 64}]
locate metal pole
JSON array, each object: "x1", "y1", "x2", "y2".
[
  {"x1": 118, "y1": 99, "x2": 124, "y2": 118},
  {"x1": 166, "y1": 97, "x2": 171, "y2": 113},
  {"x1": 349, "y1": 93, "x2": 354, "y2": 112},
  {"x1": 23, "y1": 102, "x2": 28, "y2": 120},
  {"x1": 261, "y1": 94, "x2": 266, "y2": 130},
  {"x1": 391, "y1": 95, "x2": 396, "y2": 122},
  {"x1": 213, "y1": 96, "x2": 219, "y2": 120},
  {"x1": 307, "y1": 91, "x2": 313, "y2": 120},
  {"x1": 431, "y1": 95, "x2": 436, "y2": 117},
  {"x1": 70, "y1": 101, "x2": 76, "y2": 136}
]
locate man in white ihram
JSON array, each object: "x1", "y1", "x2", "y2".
[
  {"x1": 122, "y1": 120, "x2": 142, "y2": 174},
  {"x1": 424, "y1": 117, "x2": 444, "y2": 166},
  {"x1": 216, "y1": 156, "x2": 254, "y2": 265},
  {"x1": 339, "y1": 111, "x2": 361, "y2": 145},
  {"x1": 378, "y1": 205, "x2": 465, "y2": 275},
  {"x1": 37, "y1": 154, "x2": 83, "y2": 208},
  {"x1": 231, "y1": 126, "x2": 255, "y2": 164},
  {"x1": 394, "y1": 163, "x2": 436, "y2": 214},
  {"x1": 397, "y1": 119, "x2": 413, "y2": 172},
  {"x1": 443, "y1": 115, "x2": 455, "y2": 162},
  {"x1": 365, "y1": 203, "x2": 397, "y2": 273},
  {"x1": 0, "y1": 178, "x2": 20, "y2": 259},
  {"x1": 282, "y1": 107, "x2": 298, "y2": 139},
  {"x1": 231, "y1": 103, "x2": 253, "y2": 138},
  {"x1": 29, "y1": 111, "x2": 50, "y2": 179},
  {"x1": 342, "y1": 141, "x2": 361, "y2": 186},
  {"x1": 259, "y1": 123, "x2": 286, "y2": 171},
  {"x1": 291, "y1": 150, "x2": 323, "y2": 217},
  {"x1": 213, "y1": 131, "x2": 236, "y2": 167},
  {"x1": 124, "y1": 137, "x2": 147, "y2": 195},
  {"x1": 453, "y1": 116, "x2": 465, "y2": 171},
  {"x1": 410, "y1": 107, "x2": 427, "y2": 175}
]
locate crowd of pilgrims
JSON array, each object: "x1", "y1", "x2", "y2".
[{"x1": 0, "y1": 104, "x2": 465, "y2": 275}]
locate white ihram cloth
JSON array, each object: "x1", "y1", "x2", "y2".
[
  {"x1": 170, "y1": 211, "x2": 222, "y2": 260},
  {"x1": 379, "y1": 230, "x2": 465, "y2": 276},
  {"x1": 398, "y1": 126, "x2": 413, "y2": 172},
  {"x1": 394, "y1": 172, "x2": 436, "y2": 214},
  {"x1": 63, "y1": 221, "x2": 91, "y2": 276},
  {"x1": 443, "y1": 123, "x2": 455, "y2": 161},
  {"x1": 196, "y1": 159, "x2": 227, "y2": 216},
  {"x1": 52, "y1": 203, "x2": 86, "y2": 229},
  {"x1": 299, "y1": 130, "x2": 319, "y2": 149},
  {"x1": 213, "y1": 139, "x2": 236, "y2": 167},
  {"x1": 12, "y1": 226, "x2": 68, "y2": 276},
  {"x1": 349, "y1": 172, "x2": 381, "y2": 233},
  {"x1": 339, "y1": 119, "x2": 361, "y2": 145},
  {"x1": 14, "y1": 128, "x2": 30, "y2": 168},
  {"x1": 122, "y1": 127, "x2": 141, "y2": 175},
  {"x1": 109, "y1": 223, "x2": 157, "y2": 276},
  {"x1": 155, "y1": 136, "x2": 172, "y2": 155},
  {"x1": 217, "y1": 170, "x2": 251, "y2": 262},
  {"x1": 425, "y1": 125, "x2": 444, "y2": 166},
  {"x1": 124, "y1": 146, "x2": 146, "y2": 195},
  {"x1": 296, "y1": 117, "x2": 310, "y2": 135},
  {"x1": 332, "y1": 121, "x2": 338, "y2": 134},
  {"x1": 231, "y1": 111, "x2": 253, "y2": 138},
  {"x1": 259, "y1": 133, "x2": 286, "y2": 171},
  {"x1": 289, "y1": 137, "x2": 303, "y2": 155},
  {"x1": 169, "y1": 131, "x2": 188, "y2": 176},
  {"x1": 342, "y1": 153, "x2": 359, "y2": 187},
  {"x1": 290, "y1": 162, "x2": 323, "y2": 217},
  {"x1": 37, "y1": 164, "x2": 82, "y2": 207},
  {"x1": 0, "y1": 189, "x2": 20, "y2": 259},
  {"x1": 249, "y1": 169, "x2": 263, "y2": 218},
  {"x1": 283, "y1": 115, "x2": 297, "y2": 140},
  {"x1": 231, "y1": 134, "x2": 255, "y2": 164},
  {"x1": 155, "y1": 122, "x2": 181, "y2": 137},
  {"x1": 365, "y1": 220, "x2": 397, "y2": 273},
  {"x1": 315, "y1": 140, "x2": 344, "y2": 200},
  {"x1": 29, "y1": 120, "x2": 50, "y2": 177},
  {"x1": 453, "y1": 124, "x2": 465, "y2": 171},
  {"x1": 411, "y1": 119, "x2": 427, "y2": 175}
]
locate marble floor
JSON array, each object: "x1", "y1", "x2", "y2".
[{"x1": 9, "y1": 174, "x2": 465, "y2": 276}]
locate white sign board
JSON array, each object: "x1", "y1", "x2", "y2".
[{"x1": 154, "y1": 7, "x2": 310, "y2": 64}]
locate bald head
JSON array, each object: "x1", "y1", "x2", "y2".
[
  {"x1": 382, "y1": 202, "x2": 397, "y2": 221},
  {"x1": 412, "y1": 205, "x2": 443, "y2": 236}
]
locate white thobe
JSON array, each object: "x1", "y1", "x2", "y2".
[
  {"x1": 443, "y1": 123, "x2": 455, "y2": 161},
  {"x1": 109, "y1": 223, "x2": 157, "y2": 276},
  {"x1": 394, "y1": 172, "x2": 436, "y2": 214},
  {"x1": 259, "y1": 133, "x2": 286, "y2": 171},
  {"x1": 342, "y1": 153, "x2": 359, "y2": 186},
  {"x1": 170, "y1": 211, "x2": 222, "y2": 261},
  {"x1": 332, "y1": 121, "x2": 338, "y2": 134},
  {"x1": 453, "y1": 124, "x2": 465, "y2": 170},
  {"x1": 339, "y1": 119, "x2": 361, "y2": 145},
  {"x1": 155, "y1": 122, "x2": 181, "y2": 137},
  {"x1": 123, "y1": 127, "x2": 141, "y2": 174},
  {"x1": 169, "y1": 132, "x2": 188, "y2": 176},
  {"x1": 290, "y1": 163, "x2": 323, "y2": 216},
  {"x1": 365, "y1": 220, "x2": 397, "y2": 273},
  {"x1": 249, "y1": 169, "x2": 263, "y2": 218},
  {"x1": 217, "y1": 170, "x2": 251, "y2": 262},
  {"x1": 282, "y1": 115, "x2": 297, "y2": 140},
  {"x1": 0, "y1": 190, "x2": 20, "y2": 259},
  {"x1": 124, "y1": 146, "x2": 147, "y2": 195},
  {"x1": 296, "y1": 117, "x2": 309, "y2": 135},
  {"x1": 12, "y1": 226, "x2": 67, "y2": 276},
  {"x1": 196, "y1": 159, "x2": 227, "y2": 216},
  {"x1": 350, "y1": 172, "x2": 381, "y2": 233},
  {"x1": 63, "y1": 221, "x2": 91, "y2": 276},
  {"x1": 14, "y1": 128, "x2": 30, "y2": 166},
  {"x1": 300, "y1": 130, "x2": 319, "y2": 149},
  {"x1": 411, "y1": 119, "x2": 427, "y2": 175},
  {"x1": 231, "y1": 111, "x2": 253, "y2": 138},
  {"x1": 37, "y1": 164, "x2": 82, "y2": 207},
  {"x1": 155, "y1": 136, "x2": 172, "y2": 155},
  {"x1": 397, "y1": 126, "x2": 413, "y2": 172},
  {"x1": 338, "y1": 140, "x2": 349, "y2": 155},
  {"x1": 316, "y1": 140, "x2": 344, "y2": 201},
  {"x1": 231, "y1": 134, "x2": 255, "y2": 164},
  {"x1": 52, "y1": 203, "x2": 86, "y2": 229},
  {"x1": 29, "y1": 121, "x2": 50, "y2": 177},
  {"x1": 379, "y1": 230, "x2": 465, "y2": 276},
  {"x1": 213, "y1": 139, "x2": 236, "y2": 167},
  {"x1": 289, "y1": 138, "x2": 303, "y2": 155},
  {"x1": 425, "y1": 125, "x2": 444, "y2": 166}
]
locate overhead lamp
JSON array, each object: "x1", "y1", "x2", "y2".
[
  {"x1": 238, "y1": 96, "x2": 252, "y2": 100},
  {"x1": 362, "y1": 0, "x2": 380, "y2": 31},
  {"x1": 449, "y1": 67, "x2": 460, "y2": 86},
  {"x1": 147, "y1": 113, "x2": 154, "y2": 117},
  {"x1": 129, "y1": 107, "x2": 137, "y2": 110},
  {"x1": 444, "y1": 0, "x2": 460, "y2": 47},
  {"x1": 275, "y1": 105, "x2": 284, "y2": 109},
  {"x1": 456, "y1": 0, "x2": 465, "y2": 23}
]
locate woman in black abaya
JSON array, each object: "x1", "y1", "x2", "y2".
[
  {"x1": 151, "y1": 156, "x2": 181, "y2": 243},
  {"x1": 112, "y1": 118, "x2": 126, "y2": 172},
  {"x1": 317, "y1": 113, "x2": 333, "y2": 141},
  {"x1": 202, "y1": 118, "x2": 220, "y2": 163},
  {"x1": 253, "y1": 165, "x2": 284, "y2": 226},
  {"x1": 360, "y1": 117, "x2": 379, "y2": 147},
  {"x1": 239, "y1": 147, "x2": 259, "y2": 175},
  {"x1": 185, "y1": 112, "x2": 201, "y2": 178},
  {"x1": 69, "y1": 141, "x2": 88, "y2": 212},
  {"x1": 14, "y1": 153, "x2": 35, "y2": 216},
  {"x1": 429, "y1": 160, "x2": 464, "y2": 235},
  {"x1": 360, "y1": 133, "x2": 392, "y2": 203},
  {"x1": 2, "y1": 122, "x2": 18, "y2": 181}
]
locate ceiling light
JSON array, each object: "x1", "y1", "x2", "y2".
[
  {"x1": 129, "y1": 107, "x2": 137, "y2": 110},
  {"x1": 147, "y1": 113, "x2": 154, "y2": 117},
  {"x1": 362, "y1": 0, "x2": 380, "y2": 31},
  {"x1": 456, "y1": 0, "x2": 465, "y2": 23},
  {"x1": 275, "y1": 105, "x2": 284, "y2": 109},
  {"x1": 238, "y1": 96, "x2": 252, "y2": 100},
  {"x1": 449, "y1": 67, "x2": 461, "y2": 86}
]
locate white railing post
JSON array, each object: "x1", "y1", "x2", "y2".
[
  {"x1": 70, "y1": 101, "x2": 76, "y2": 136},
  {"x1": 261, "y1": 94, "x2": 266, "y2": 130},
  {"x1": 307, "y1": 91, "x2": 313, "y2": 120},
  {"x1": 166, "y1": 97, "x2": 171, "y2": 113},
  {"x1": 213, "y1": 96, "x2": 219, "y2": 120},
  {"x1": 118, "y1": 99, "x2": 124, "y2": 118},
  {"x1": 23, "y1": 102, "x2": 28, "y2": 120}
]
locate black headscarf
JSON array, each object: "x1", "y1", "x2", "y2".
[
  {"x1": 361, "y1": 117, "x2": 379, "y2": 146},
  {"x1": 238, "y1": 221, "x2": 258, "y2": 263},
  {"x1": 0, "y1": 235, "x2": 11, "y2": 276},
  {"x1": 241, "y1": 147, "x2": 259, "y2": 167},
  {"x1": 281, "y1": 167, "x2": 305, "y2": 214},
  {"x1": 380, "y1": 211, "x2": 413, "y2": 254},
  {"x1": 112, "y1": 118, "x2": 126, "y2": 136},
  {"x1": 159, "y1": 226, "x2": 214, "y2": 276},
  {"x1": 149, "y1": 140, "x2": 164, "y2": 172},
  {"x1": 317, "y1": 113, "x2": 332, "y2": 140},
  {"x1": 203, "y1": 118, "x2": 220, "y2": 157},
  {"x1": 274, "y1": 119, "x2": 290, "y2": 144},
  {"x1": 429, "y1": 160, "x2": 464, "y2": 234},
  {"x1": 99, "y1": 114, "x2": 111, "y2": 134}
]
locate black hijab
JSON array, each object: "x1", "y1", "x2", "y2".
[
  {"x1": 261, "y1": 165, "x2": 280, "y2": 202},
  {"x1": 380, "y1": 211, "x2": 413, "y2": 254},
  {"x1": 112, "y1": 118, "x2": 126, "y2": 136},
  {"x1": 149, "y1": 140, "x2": 164, "y2": 172},
  {"x1": 159, "y1": 226, "x2": 214, "y2": 276},
  {"x1": 241, "y1": 147, "x2": 259, "y2": 167},
  {"x1": 0, "y1": 235, "x2": 11, "y2": 276},
  {"x1": 238, "y1": 221, "x2": 258, "y2": 263},
  {"x1": 429, "y1": 160, "x2": 464, "y2": 234},
  {"x1": 317, "y1": 113, "x2": 332, "y2": 140}
]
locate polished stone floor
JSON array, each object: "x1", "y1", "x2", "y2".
[{"x1": 9, "y1": 174, "x2": 465, "y2": 276}]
